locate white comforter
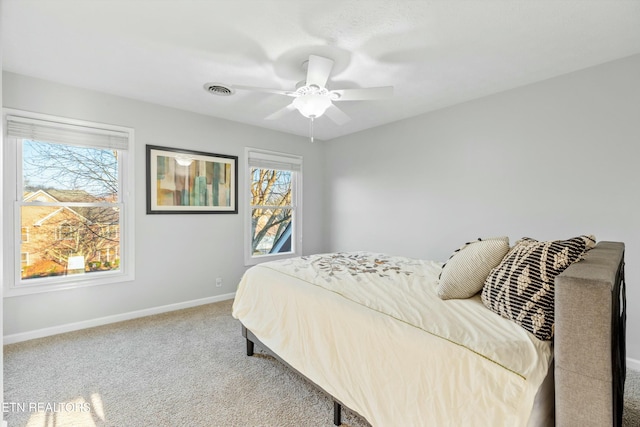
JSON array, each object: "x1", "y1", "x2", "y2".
[{"x1": 232, "y1": 252, "x2": 552, "y2": 427}]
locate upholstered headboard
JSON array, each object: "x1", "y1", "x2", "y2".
[{"x1": 554, "y1": 241, "x2": 626, "y2": 427}]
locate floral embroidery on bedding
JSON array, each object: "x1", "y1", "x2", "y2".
[{"x1": 303, "y1": 252, "x2": 413, "y2": 279}]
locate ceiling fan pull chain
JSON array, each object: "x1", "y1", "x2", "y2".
[{"x1": 310, "y1": 117, "x2": 314, "y2": 143}]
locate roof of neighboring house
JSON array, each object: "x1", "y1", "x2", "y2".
[
  {"x1": 23, "y1": 188, "x2": 119, "y2": 226},
  {"x1": 270, "y1": 222, "x2": 292, "y2": 255},
  {"x1": 25, "y1": 188, "x2": 97, "y2": 203}
]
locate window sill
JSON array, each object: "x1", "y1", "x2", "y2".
[
  {"x1": 244, "y1": 251, "x2": 300, "y2": 267},
  {"x1": 4, "y1": 271, "x2": 134, "y2": 298}
]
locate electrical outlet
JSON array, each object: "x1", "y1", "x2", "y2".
[{"x1": 215, "y1": 277, "x2": 223, "y2": 287}]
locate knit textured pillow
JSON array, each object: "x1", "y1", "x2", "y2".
[
  {"x1": 481, "y1": 235, "x2": 596, "y2": 340},
  {"x1": 437, "y1": 237, "x2": 510, "y2": 300}
]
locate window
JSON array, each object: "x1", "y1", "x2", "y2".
[
  {"x1": 56, "y1": 222, "x2": 77, "y2": 241},
  {"x1": 3, "y1": 109, "x2": 135, "y2": 295},
  {"x1": 245, "y1": 148, "x2": 302, "y2": 265}
]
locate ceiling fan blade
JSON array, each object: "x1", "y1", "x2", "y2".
[
  {"x1": 331, "y1": 86, "x2": 394, "y2": 101},
  {"x1": 232, "y1": 84, "x2": 294, "y2": 97},
  {"x1": 323, "y1": 104, "x2": 351, "y2": 126},
  {"x1": 306, "y1": 55, "x2": 334, "y2": 88},
  {"x1": 264, "y1": 103, "x2": 297, "y2": 120}
]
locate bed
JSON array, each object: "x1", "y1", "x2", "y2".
[{"x1": 232, "y1": 238, "x2": 626, "y2": 426}]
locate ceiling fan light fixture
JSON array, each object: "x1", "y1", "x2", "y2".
[{"x1": 293, "y1": 93, "x2": 332, "y2": 118}]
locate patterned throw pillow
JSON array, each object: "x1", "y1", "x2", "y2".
[
  {"x1": 437, "y1": 237, "x2": 510, "y2": 300},
  {"x1": 481, "y1": 235, "x2": 596, "y2": 340}
]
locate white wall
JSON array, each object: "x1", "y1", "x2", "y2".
[
  {"x1": 324, "y1": 54, "x2": 640, "y2": 361},
  {"x1": 2, "y1": 71, "x2": 326, "y2": 336}
]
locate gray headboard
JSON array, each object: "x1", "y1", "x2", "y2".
[{"x1": 554, "y1": 241, "x2": 626, "y2": 427}]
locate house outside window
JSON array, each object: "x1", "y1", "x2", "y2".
[
  {"x1": 3, "y1": 109, "x2": 135, "y2": 295},
  {"x1": 245, "y1": 148, "x2": 302, "y2": 266}
]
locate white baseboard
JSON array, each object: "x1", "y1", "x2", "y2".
[
  {"x1": 628, "y1": 357, "x2": 640, "y2": 372},
  {"x1": 3, "y1": 293, "x2": 235, "y2": 345}
]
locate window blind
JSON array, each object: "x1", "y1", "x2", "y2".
[
  {"x1": 7, "y1": 115, "x2": 129, "y2": 150},
  {"x1": 247, "y1": 149, "x2": 302, "y2": 172}
]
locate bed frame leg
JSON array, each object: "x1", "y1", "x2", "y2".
[
  {"x1": 333, "y1": 401, "x2": 341, "y2": 426},
  {"x1": 242, "y1": 325, "x2": 255, "y2": 356}
]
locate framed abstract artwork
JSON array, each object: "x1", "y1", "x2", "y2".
[{"x1": 146, "y1": 145, "x2": 238, "y2": 214}]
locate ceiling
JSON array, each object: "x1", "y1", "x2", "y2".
[{"x1": 3, "y1": 1, "x2": 640, "y2": 142}]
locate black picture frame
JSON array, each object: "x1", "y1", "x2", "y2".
[{"x1": 146, "y1": 145, "x2": 238, "y2": 214}]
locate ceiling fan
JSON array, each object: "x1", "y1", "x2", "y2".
[{"x1": 230, "y1": 54, "x2": 393, "y2": 141}]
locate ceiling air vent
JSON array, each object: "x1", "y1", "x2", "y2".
[{"x1": 203, "y1": 82, "x2": 235, "y2": 96}]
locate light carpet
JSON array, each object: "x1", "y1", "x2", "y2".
[{"x1": 3, "y1": 299, "x2": 639, "y2": 427}]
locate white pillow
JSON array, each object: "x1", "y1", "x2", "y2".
[{"x1": 437, "y1": 237, "x2": 510, "y2": 300}]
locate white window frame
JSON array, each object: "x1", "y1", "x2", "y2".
[
  {"x1": 3, "y1": 109, "x2": 135, "y2": 296},
  {"x1": 244, "y1": 147, "x2": 302, "y2": 266}
]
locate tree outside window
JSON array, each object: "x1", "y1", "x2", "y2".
[
  {"x1": 245, "y1": 148, "x2": 301, "y2": 265},
  {"x1": 20, "y1": 140, "x2": 121, "y2": 280},
  {"x1": 250, "y1": 168, "x2": 293, "y2": 255}
]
